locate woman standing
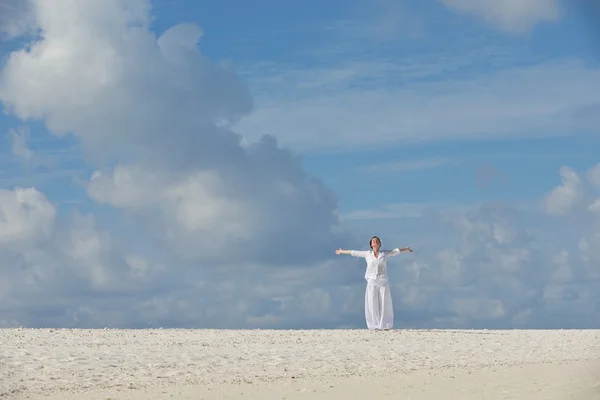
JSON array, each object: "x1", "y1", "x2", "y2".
[{"x1": 336, "y1": 236, "x2": 413, "y2": 330}]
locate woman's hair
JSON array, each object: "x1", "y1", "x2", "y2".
[{"x1": 369, "y1": 236, "x2": 381, "y2": 249}]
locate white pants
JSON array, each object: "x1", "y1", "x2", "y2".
[{"x1": 365, "y1": 278, "x2": 394, "y2": 330}]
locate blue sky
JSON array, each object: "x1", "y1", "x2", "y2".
[{"x1": 0, "y1": 0, "x2": 599, "y2": 329}]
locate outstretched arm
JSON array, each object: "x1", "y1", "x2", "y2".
[
  {"x1": 385, "y1": 247, "x2": 413, "y2": 257},
  {"x1": 336, "y1": 249, "x2": 369, "y2": 257}
]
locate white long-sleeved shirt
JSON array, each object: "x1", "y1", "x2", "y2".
[{"x1": 351, "y1": 248, "x2": 401, "y2": 281}]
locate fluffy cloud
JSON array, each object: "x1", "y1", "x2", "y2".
[
  {"x1": 439, "y1": 0, "x2": 561, "y2": 33},
  {"x1": 0, "y1": 187, "x2": 160, "y2": 327},
  {"x1": 0, "y1": 0, "x2": 348, "y2": 266},
  {"x1": 0, "y1": 187, "x2": 55, "y2": 246},
  {"x1": 588, "y1": 163, "x2": 600, "y2": 189},
  {"x1": 0, "y1": 0, "x2": 357, "y2": 328},
  {"x1": 543, "y1": 166, "x2": 584, "y2": 215},
  {"x1": 85, "y1": 150, "x2": 343, "y2": 266},
  {"x1": 378, "y1": 163, "x2": 600, "y2": 328}
]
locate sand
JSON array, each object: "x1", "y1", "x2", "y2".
[{"x1": 2, "y1": 328, "x2": 599, "y2": 399}]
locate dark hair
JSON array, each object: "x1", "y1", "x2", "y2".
[{"x1": 369, "y1": 236, "x2": 381, "y2": 249}]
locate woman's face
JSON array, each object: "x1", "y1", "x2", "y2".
[{"x1": 370, "y1": 237, "x2": 381, "y2": 250}]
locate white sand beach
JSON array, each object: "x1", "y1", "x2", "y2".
[{"x1": 2, "y1": 328, "x2": 599, "y2": 399}]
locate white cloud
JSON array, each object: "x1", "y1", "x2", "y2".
[
  {"x1": 0, "y1": 0, "x2": 349, "y2": 267},
  {"x1": 439, "y1": 0, "x2": 561, "y2": 34},
  {"x1": 87, "y1": 166, "x2": 254, "y2": 261},
  {"x1": 0, "y1": 202, "x2": 174, "y2": 327},
  {"x1": 587, "y1": 162, "x2": 600, "y2": 190},
  {"x1": 0, "y1": 0, "x2": 356, "y2": 328},
  {"x1": 341, "y1": 164, "x2": 600, "y2": 328},
  {"x1": 0, "y1": 187, "x2": 55, "y2": 246},
  {"x1": 588, "y1": 199, "x2": 600, "y2": 215},
  {"x1": 549, "y1": 249, "x2": 572, "y2": 284},
  {"x1": 544, "y1": 166, "x2": 583, "y2": 215},
  {"x1": 87, "y1": 165, "x2": 160, "y2": 211},
  {"x1": 587, "y1": 164, "x2": 600, "y2": 215}
]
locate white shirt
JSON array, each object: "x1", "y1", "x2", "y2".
[{"x1": 351, "y1": 248, "x2": 401, "y2": 281}]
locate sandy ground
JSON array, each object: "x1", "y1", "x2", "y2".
[{"x1": 1, "y1": 329, "x2": 599, "y2": 399}]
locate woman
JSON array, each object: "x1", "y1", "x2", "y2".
[{"x1": 336, "y1": 236, "x2": 413, "y2": 330}]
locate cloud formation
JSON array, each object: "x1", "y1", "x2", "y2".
[
  {"x1": 0, "y1": 0, "x2": 349, "y2": 263},
  {"x1": 368, "y1": 163, "x2": 600, "y2": 328},
  {"x1": 0, "y1": 0, "x2": 354, "y2": 328},
  {"x1": 544, "y1": 166, "x2": 584, "y2": 215}
]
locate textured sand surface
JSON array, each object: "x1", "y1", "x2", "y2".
[{"x1": 2, "y1": 329, "x2": 600, "y2": 399}]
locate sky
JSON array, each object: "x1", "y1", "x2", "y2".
[{"x1": 0, "y1": 0, "x2": 599, "y2": 329}]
